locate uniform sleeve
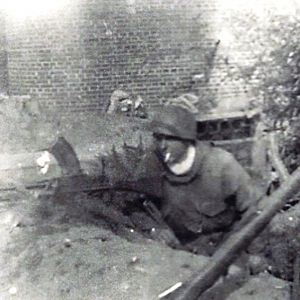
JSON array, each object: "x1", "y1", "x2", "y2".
[{"x1": 221, "y1": 153, "x2": 261, "y2": 212}]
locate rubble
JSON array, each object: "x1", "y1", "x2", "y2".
[
  {"x1": 228, "y1": 273, "x2": 290, "y2": 300},
  {"x1": 264, "y1": 203, "x2": 300, "y2": 281},
  {"x1": 0, "y1": 187, "x2": 296, "y2": 300},
  {"x1": 0, "y1": 95, "x2": 298, "y2": 299}
]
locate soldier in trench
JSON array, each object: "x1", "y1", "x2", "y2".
[{"x1": 150, "y1": 105, "x2": 261, "y2": 255}]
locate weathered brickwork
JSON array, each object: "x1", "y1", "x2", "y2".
[
  {"x1": 4, "y1": 0, "x2": 218, "y2": 114},
  {"x1": 2, "y1": 0, "x2": 298, "y2": 115},
  {"x1": 0, "y1": 12, "x2": 8, "y2": 94}
]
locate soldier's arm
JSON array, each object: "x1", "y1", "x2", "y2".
[
  {"x1": 222, "y1": 152, "x2": 262, "y2": 213},
  {"x1": 221, "y1": 153, "x2": 263, "y2": 230}
]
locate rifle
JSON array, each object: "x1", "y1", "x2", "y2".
[{"x1": 0, "y1": 136, "x2": 162, "y2": 198}]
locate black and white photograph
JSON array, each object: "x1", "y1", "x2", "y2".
[{"x1": 0, "y1": 0, "x2": 299, "y2": 299}]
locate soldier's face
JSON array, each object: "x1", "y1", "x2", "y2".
[{"x1": 156, "y1": 136, "x2": 189, "y2": 165}]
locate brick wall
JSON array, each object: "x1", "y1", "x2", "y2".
[
  {"x1": 4, "y1": 0, "x2": 218, "y2": 114},
  {"x1": 3, "y1": 0, "x2": 299, "y2": 115},
  {"x1": 0, "y1": 12, "x2": 8, "y2": 94}
]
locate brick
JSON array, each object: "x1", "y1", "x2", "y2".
[{"x1": 1, "y1": 0, "x2": 295, "y2": 116}]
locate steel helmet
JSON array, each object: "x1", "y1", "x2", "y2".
[{"x1": 150, "y1": 104, "x2": 197, "y2": 141}]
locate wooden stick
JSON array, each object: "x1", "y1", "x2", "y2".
[
  {"x1": 169, "y1": 166, "x2": 300, "y2": 300},
  {"x1": 269, "y1": 132, "x2": 290, "y2": 182}
]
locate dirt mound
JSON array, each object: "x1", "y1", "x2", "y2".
[
  {"x1": 0, "y1": 189, "x2": 292, "y2": 300},
  {"x1": 0, "y1": 190, "x2": 208, "y2": 300},
  {"x1": 263, "y1": 204, "x2": 300, "y2": 281},
  {"x1": 228, "y1": 273, "x2": 290, "y2": 300}
]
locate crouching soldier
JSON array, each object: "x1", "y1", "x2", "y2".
[{"x1": 150, "y1": 105, "x2": 260, "y2": 256}]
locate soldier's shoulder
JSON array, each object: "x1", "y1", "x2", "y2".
[{"x1": 199, "y1": 142, "x2": 236, "y2": 165}]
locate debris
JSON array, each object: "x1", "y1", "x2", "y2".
[
  {"x1": 248, "y1": 255, "x2": 268, "y2": 275},
  {"x1": 228, "y1": 273, "x2": 290, "y2": 300},
  {"x1": 292, "y1": 254, "x2": 300, "y2": 300},
  {"x1": 131, "y1": 256, "x2": 139, "y2": 263},
  {"x1": 227, "y1": 265, "x2": 243, "y2": 277},
  {"x1": 8, "y1": 286, "x2": 17, "y2": 295},
  {"x1": 12, "y1": 221, "x2": 21, "y2": 228},
  {"x1": 158, "y1": 282, "x2": 183, "y2": 299},
  {"x1": 64, "y1": 238, "x2": 71, "y2": 248},
  {"x1": 36, "y1": 151, "x2": 51, "y2": 175},
  {"x1": 128, "y1": 256, "x2": 140, "y2": 266},
  {"x1": 133, "y1": 266, "x2": 148, "y2": 274},
  {"x1": 192, "y1": 74, "x2": 205, "y2": 81},
  {"x1": 268, "y1": 266, "x2": 273, "y2": 271},
  {"x1": 120, "y1": 282, "x2": 130, "y2": 291}
]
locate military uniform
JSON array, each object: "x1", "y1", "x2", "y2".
[
  {"x1": 151, "y1": 105, "x2": 260, "y2": 255},
  {"x1": 161, "y1": 142, "x2": 258, "y2": 254}
]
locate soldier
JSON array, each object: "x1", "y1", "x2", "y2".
[{"x1": 150, "y1": 105, "x2": 260, "y2": 255}]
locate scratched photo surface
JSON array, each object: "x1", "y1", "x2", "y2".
[{"x1": 0, "y1": 0, "x2": 299, "y2": 299}]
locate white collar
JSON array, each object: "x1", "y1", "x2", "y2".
[{"x1": 167, "y1": 145, "x2": 196, "y2": 176}]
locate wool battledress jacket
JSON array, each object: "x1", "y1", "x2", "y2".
[{"x1": 160, "y1": 141, "x2": 259, "y2": 250}]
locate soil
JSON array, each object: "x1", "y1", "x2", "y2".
[
  {"x1": 0, "y1": 189, "x2": 291, "y2": 300},
  {"x1": 0, "y1": 98, "x2": 294, "y2": 299}
]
